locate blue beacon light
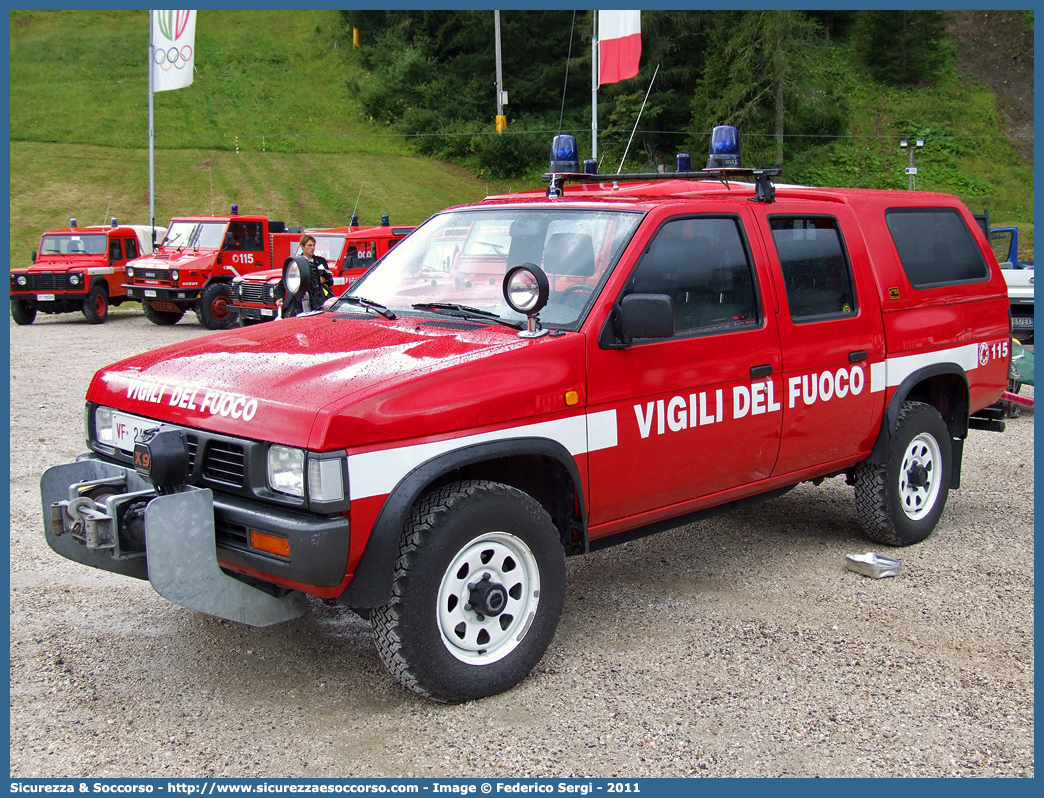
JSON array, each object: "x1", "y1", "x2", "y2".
[
  {"x1": 705, "y1": 125, "x2": 741, "y2": 169},
  {"x1": 549, "y1": 135, "x2": 580, "y2": 173}
]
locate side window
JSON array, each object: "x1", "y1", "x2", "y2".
[
  {"x1": 225, "y1": 222, "x2": 264, "y2": 251},
  {"x1": 124, "y1": 239, "x2": 139, "y2": 260},
  {"x1": 109, "y1": 238, "x2": 123, "y2": 261},
  {"x1": 886, "y1": 208, "x2": 989, "y2": 287},
  {"x1": 769, "y1": 216, "x2": 857, "y2": 320},
  {"x1": 624, "y1": 217, "x2": 759, "y2": 334}
]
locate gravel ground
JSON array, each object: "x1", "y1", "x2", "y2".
[{"x1": 8, "y1": 308, "x2": 1035, "y2": 778}]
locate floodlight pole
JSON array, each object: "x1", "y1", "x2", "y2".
[
  {"x1": 148, "y1": 11, "x2": 156, "y2": 243},
  {"x1": 899, "y1": 138, "x2": 925, "y2": 190}
]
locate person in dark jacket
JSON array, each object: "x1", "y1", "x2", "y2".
[{"x1": 275, "y1": 233, "x2": 334, "y2": 318}]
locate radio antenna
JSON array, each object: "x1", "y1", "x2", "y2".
[{"x1": 617, "y1": 63, "x2": 660, "y2": 174}]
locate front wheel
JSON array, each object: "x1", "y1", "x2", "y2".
[
  {"x1": 371, "y1": 480, "x2": 566, "y2": 702},
  {"x1": 195, "y1": 283, "x2": 236, "y2": 330},
  {"x1": 855, "y1": 401, "x2": 952, "y2": 546},
  {"x1": 11, "y1": 299, "x2": 36, "y2": 325},
  {"x1": 82, "y1": 284, "x2": 108, "y2": 324}
]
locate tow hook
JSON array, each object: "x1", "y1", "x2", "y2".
[{"x1": 52, "y1": 495, "x2": 116, "y2": 550}]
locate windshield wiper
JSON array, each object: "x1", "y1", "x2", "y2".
[
  {"x1": 412, "y1": 302, "x2": 523, "y2": 330},
  {"x1": 342, "y1": 295, "x2": 396, "y2": 319}
]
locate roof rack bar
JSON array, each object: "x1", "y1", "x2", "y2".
[{"x1": 541, "y1": 167, "x2": 781, "y2": 185}]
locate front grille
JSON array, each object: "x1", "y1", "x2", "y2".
[
  {"x1": 19, "y1": 273, "x2": 83, "y2": 291},
  {"x1": 137, "y1": 268, "x2": 170, "y2": 281},
  {"x1": 238, "y1": 283, "x2": 270, "y2": 303},
  {"x1": 202, "y1": 440, "x2": 246, "y2": 486},
  {"x1": 186, "y1": 435, "x2": 199, "y2": 468}
]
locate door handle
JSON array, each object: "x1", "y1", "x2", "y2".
[
  {"x1": 750, "y1": 364, "x2": 773, "y2": 378},
  {"x1": 849, "y1": 350, "x2": 868, "y2": 362}
]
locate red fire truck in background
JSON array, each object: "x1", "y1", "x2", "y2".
[
  {"x1": 10, "y1": 219, "x2": 166, "y2": 325},
  {"x1": 122, "y1": 207, "x2": 292, "y2": 329},
  {"x1": 230, "y1": 219, "x2": 414, "y2": 324}
]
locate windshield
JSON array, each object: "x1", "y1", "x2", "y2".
[
  {"x1": 292, "y1": 235, "x2": 346, "y2": 262},
  {"x1": 335, "y1": 208, "x2": 642, "y2": 329},
  {"x1": 161, "y1": 221, "x2": 228, "y2": 249},
  {"x1": 40, "y1": 234, "x2": 107, "y2": 256}
]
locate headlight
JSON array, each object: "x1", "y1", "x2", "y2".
[
  {"x1": 308, "y1": 458, "x2": 345, "y2": 502},
  {"x1": 95, "y1": 406, "x2": 114, "y2": 445},
  {"x1": 126, "y1": 267, "x2": 134, "y2": 277},
  {"x1": 171, "y1": 269, "x2": 180, "y2": 282},
  {"x1": 284, "y1": 262, "x2": 301, "y2": 295},
  {"x1": 268, "y1": 445, "x2": 304, "y2": 497},
  {"x1": 16, "y1": 275, "x2": 27, "y2": 286},
  {"x1": 69, "y1": 273, "x2": 81, "y2": 286}
]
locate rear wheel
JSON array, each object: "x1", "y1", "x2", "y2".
[
  {"x1": 196, "y1": 282, "x2": 236, "y2": 330},
  {"x1": 371, "y1": 480, "x2": 566, "y2": 703},
  {"x1": 142, "y1": 300, "x2": 184, "y2": 326},
  {"x1": 11, "y1": 299, "x2": 36, "y2": 325},
  {"x1": 82, "y1": 284, "x2": 108, "y2": 324},
  {"x1": 855, "y1": 401, "x2": 951, "y2": 546}
]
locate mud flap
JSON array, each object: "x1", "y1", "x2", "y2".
[{"x1": 144, "y1": 488, "x2": 308, "y2": 627}]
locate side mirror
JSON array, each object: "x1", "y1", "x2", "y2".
[
  {"x1": 30, "y1": 250, "x2": 37, "y2": 263},
  {"x1": 619, "y1": 294, "x2": 675, "y2": 342}
]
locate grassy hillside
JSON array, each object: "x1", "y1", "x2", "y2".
[
  {"x1": 8, "y1": 9, "x2": 1033, "y2": 268},
  {"x1": 8, "y1": 9, "x2": 512, "y2": 266}
]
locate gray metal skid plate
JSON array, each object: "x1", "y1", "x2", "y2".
[{"x1": 145, "y1": 488, "x2": 308, "y2": 627}]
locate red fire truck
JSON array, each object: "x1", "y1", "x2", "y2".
[
  {"x1": 122, "y1": 207, "x2": 291, "y2": 329},
  {"x1": 42, "y1": 129, "x2": 1011, "y2": 702},
  {"x1": 10, "y1": 219, "x2": 165, "y2": 325},
  {"x1": 230, "y1": 221, "x2": 415, "y2": 323}
]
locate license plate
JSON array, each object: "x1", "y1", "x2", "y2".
[
  {"x1": 1012, "y1": 316, "x2": 1033, "y2": 328},
  {"x1": 111, "y1": 411, "x2": 159, "y2": 452},
  {"x1": 261, "y1": 308, "x2": 274, "y2": 317},
  {"x1": 37, "y1": 294, "x2": 55, "y2": 302},
  {"x1": 144, "y1": 289, "x2": 157, "y2": 298}
]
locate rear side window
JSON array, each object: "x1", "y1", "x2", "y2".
[
  {"x1": 124, "y1": 238, "x2": 139, "y2": 260},
  {"x1": 886, "y1": 208, "x2": 989, "y2": 288},
  {"x1": 769, "y1": 216, "x2": 857, "y2": 321}
]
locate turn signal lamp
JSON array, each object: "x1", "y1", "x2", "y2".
[
  {"x1": 705, "y1": 125, "x2": 741, "y2": 169},
  {"x1": 249, "y1": 530, "x2": 290, "y2": 558},
  {"x1": 549, "y1": 135, "x2": 580, "y2": 173}
]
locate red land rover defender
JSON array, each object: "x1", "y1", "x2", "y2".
[
  {"x1": 10, "y1": 219, "x2": 165, "y2": 325},
  {"x1": 41, "y1": 131, "x2": 1011, "y2": 702},
  {"x1": 230, "y1": 221, "x2": 415, "y2": 324},
  {"x1": 122, "y1": 207, "x2": 290, "y2": 330}
]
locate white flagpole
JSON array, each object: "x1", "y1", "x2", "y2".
[
  {"x1": 148, "y1": 10, "x2": 156, "y2": 244},
  {"x1": 591, "y1": 10, "x2": 598, "y2": 161}
]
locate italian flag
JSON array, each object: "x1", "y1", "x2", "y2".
[{"x1": 598, "y1": 10, "x2": 641, "y2": 85}]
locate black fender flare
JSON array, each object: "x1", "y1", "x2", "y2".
[
  {"x1": 88, "y1": 275, "x2": 109, "y2": 293},
  {"x1": 343, "y1": 436, "x2": 587, "y2": 608},
  {"x1": 867, "y1": 362, "x2": 969, "y2": 471}
]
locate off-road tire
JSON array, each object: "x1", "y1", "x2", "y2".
[
  {"x1": 142, "y1": 301, "x2": 184, "y2": 326},
  {"x1": 11, "y1": 299, "x2": 36, "y2": 325},
  {"x1": 195, "y1": 282, "x2": 236, "y2": 330},
  {"x1": 371, "y1": 480, "x2": 566, "y2": 703},
  {"x1": 82, "y1": 284, "x2": 108, "y2": 324},
  {"x1": 854, "y1": 401, "x2": 951, "y2": 546}
]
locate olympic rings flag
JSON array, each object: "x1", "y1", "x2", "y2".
[{"x1": 151, "y1": 10, "x2": 196, "y2": 92}]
